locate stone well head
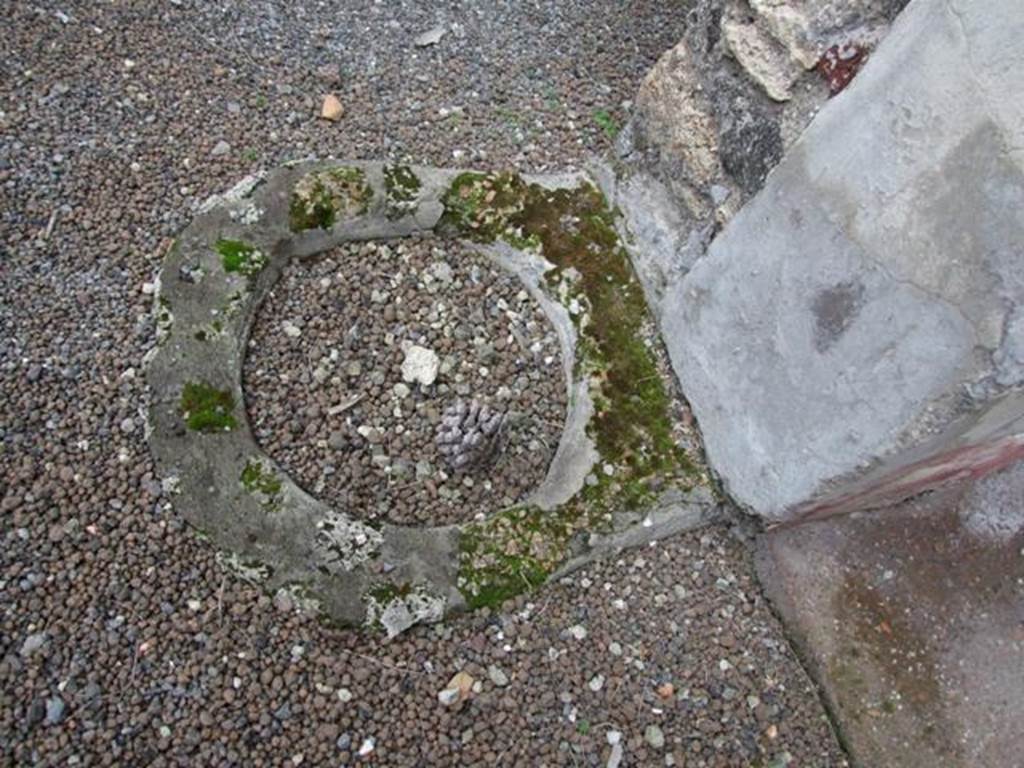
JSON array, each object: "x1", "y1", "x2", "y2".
[{"x1": 146, "y1": 160, "x2": 714, "y2": 636}]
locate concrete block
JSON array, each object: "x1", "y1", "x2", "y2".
[{"x1": 662, "y1": 0, "x2": 1024, "y2": 520}]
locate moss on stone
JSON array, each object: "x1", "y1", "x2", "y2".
[
  {"x1": 240, "y1": 459, "x2": 282, "y2": 508},
  {"x1": 439, "y1": 171, "x2": 538, "y2": 248},
  {"x1": 383, "y1": 164, "x2": 422, "y2": 220},
  {"x1": 289, "y1": 166, "x2": 373, "y2": 231},
  {"x1": 216, "y1": 238, "x2": 267, "y2": 277},
  {"x1": 180, "y1": 381, "x2": 237, "y2": 432},
  {"x1": 367, "y1": 582, "x2": 413, "y2": 605},
  {"x1": 445, "y1": 172, "x2": 708, "y2": 608},
  {"x1": 441, "y1": 172, "x2": 697, "y2": 503},
  {"x1": 457, "y1": 505, "x2": 575, "y2": 610}
]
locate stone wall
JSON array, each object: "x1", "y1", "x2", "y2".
[
  {"x1": 645, "y1": 0, "x2": 1024, "y2": 521},
  {"x1": 607, "y1": 0, "x2": 907, "y2": 318}
]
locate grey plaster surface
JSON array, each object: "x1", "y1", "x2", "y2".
[
  {"x1": 660, "y1": 0, "x2": 1024, "y2": 520},
  {"x1": 757, "y1": 460, "x2": 1024, "y2": 767}
]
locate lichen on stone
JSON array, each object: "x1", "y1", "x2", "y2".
[
  {"x1": 279, "y1": 583, "x2": 323, "y2": 615},
  {"x1": 223, "y1": 290, "x2": 246, "y2": 319},
  {"x1": 155, "y1": 293, "x2": 174, "y2": 344},
  {"x1": 232, "y1": 201, "x2": 263, "y2": 226},
  {"x1": 364, "y1": 582, "x2": 446, "y2": 638},
  {"x1": 240, "y1": 458, "x2": 283, "y2": 508},
  {"x1": 289, "y1": 166, "x2": 374, "y2": 231},
  {"x1": 180, "y1": 381, "x2": 237, "y2": 432},
  {"x1": 161, "y1": 475, "x2": 182, "y2": 496},
  {"x1": 383, "y1": 164, "x2": 422, "y2": 220},
  {"x1": 216, "y1": 238, "x2": 267, "y2": 277},
  {"x1": 216, "y1": 551, "x2": 272, "y2": 583},
  {"x1": 313, "y1": 511, "x2": 383, "y2": 572},
  {"x1": 192, "y1": 319, "x2": 225, "y2": 343},
  {"x1": 198, "y1": 171, "x2": 266, "y2": 215}
]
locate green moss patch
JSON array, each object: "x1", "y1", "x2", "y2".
[
  {"x1": 444, "y1": 172, "x2": 704, "y2": 608},
  {"x1": 216, "y1": 239, "x2": 267, "y2": 277},
  {"x1": 593, "y1": 109, "x2": 620, "y2": 139},
  {"x1": 383, "y1": 164, "x2": 422, "y2": 220},
  {"x1": 439, "y1": 172, "x2": 537, "y2": 248},
  {"x1": 240, "y1": 459, "x2": 282, "y2": 507},
  {"x1": 458, "y1": 505, "x2": 576, "y2": 610},
  {"x1": 367, "y1": 581, "x2": 413, "y2": 605},
  {"x1": 180, "y1": 381, "x2": 237, "y2": 432},
  {"x1": 442, "y1": 172, "x2": 695, "y2": 499},
  {"x1": 290, "y1": 166, "x2": 374, "y2": 231}
]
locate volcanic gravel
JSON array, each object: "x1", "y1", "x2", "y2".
[
  {"x1": 244, "y1": 238, "x2": 566, "y2": 526},
  {"x1": 1, "y1": 0, "x2": 848, "y2": 765}
]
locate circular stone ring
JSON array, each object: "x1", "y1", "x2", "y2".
[{"x1": 146, "y1": 160, "x2": 715, "y2": 636}]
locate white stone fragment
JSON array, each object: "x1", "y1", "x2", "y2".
[
  {"x1": 414, "y1": 25, "x2": 446, "y2": 47},
  {"x1": 401, "y1": 345, "x2": 440, "y2": 386}
]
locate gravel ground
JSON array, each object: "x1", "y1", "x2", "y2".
[
  {"x1": 244, "y1": 238, "x2": 566, "y2": 526},
  {"x1": 1, "y1": 1, "x2": 847, "y2": 765}
]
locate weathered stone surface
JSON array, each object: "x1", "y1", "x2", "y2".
[
  {"x1": 610, "y1": 0, "x2": 904, "y2": 319},
  {"x1": 661, "y1": 0, "x2": 1024, "y2": 521},
  {"x1": 146, "y1": 160, "x2": 715, "y2": 634},
  {"x1": 632, "y1": 40, "x2": 722, "y2": 219},
  {"x1": 750, "y1": 0, "x2": 906, "y2": 69},
  {"x1": 722, "y1": 10, "x2": 803, "y2": 102},
  {"x1": 757, "y1": 460, "x2": 1024, "y2": 767}
]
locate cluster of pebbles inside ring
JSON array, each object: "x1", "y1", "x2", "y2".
[{"x1": 243, "y1": 237, "x2": 567, "y2": 526}]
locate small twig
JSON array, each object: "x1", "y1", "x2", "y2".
[
  {"x1": 509, "y1": 325, "x2": 531, "y2": 354},
  {"x1": 328, "y1": 393, "x2": 363, "y2": 416},
  {"x1": 532, "y1": 594, "x2": 554, "y2": 620},
  {"x1": 178, "y1": 14, "x2": 262, "y2": 74},
  {"x1": 41, "y1": 209, "x2": 59, "y2": 240},
  {"x1": 217, "y1": 574, "x2": 226, "y2": 626},
  {"x1": 517, "y1": 567, "x2": 535, "y2": 592}
]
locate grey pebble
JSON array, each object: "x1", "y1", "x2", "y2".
[
  {"x1": 20, "y1": 632, "x2": 48, "y2": 658},
  {"x1": 45, "y1": 696, "x2": 66, "y2": 725},
  {"x1": 487, "y1": 665, "x2": 510, "y2": 687},
  {"x1": 26, "y1": 698, "x2": 46, "y2": 728},
  {"x1": 645, "y1": 724, "x2": 665, "y2": 749}
]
